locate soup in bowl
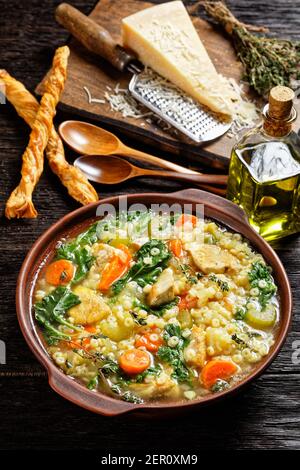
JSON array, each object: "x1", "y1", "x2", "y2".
[{"x1": 33, "y1": 209, "x2": 280, "y2": 405}]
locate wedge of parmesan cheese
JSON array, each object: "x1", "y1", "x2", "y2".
[{"x1": 122, "y1": 1, "x2": 233, "y2": 117}]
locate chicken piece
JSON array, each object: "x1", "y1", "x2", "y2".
[
  {"x1": 68, "y1": 286, "x2": 111, "y2": 325},
  {"x1": 92, "y1": 243, "x2": 115, "y2": 270},
  {"x1": 184, "y1": 325, "x2": 206, "y2": 368},
  {"x1": 92, "y1": 242, "x2": 130, "y2": 268},
  {"x1": 188, "y1": 244, "x2": 237, "y2": 274},
  {"x1": 147, "y1": 268, "x2": 175, "y2": 307}
]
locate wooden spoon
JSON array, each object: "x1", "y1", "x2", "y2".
[
  {"x1": 59, "y1": 120, "x2": 199, "y2": 175},
  {"x1": 74, "y1": 155, "x2": 227, "y2": 195}
]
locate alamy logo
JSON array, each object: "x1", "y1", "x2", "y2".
[
  {"x1": 95, "y1": 201, "x2": 204, "y2": 242},
  {"x1": 291, "y1": 340, "x2": 300, "y2": 365},
  {"x1": 293, "y1": 84, "x2": 300, "y2": 105},
  {"x1": 0, "y1": 83, "x2": 5, "y2": 104},
  {"x1": 0, "y1": 340, "x2": 6, "y2": 364}
]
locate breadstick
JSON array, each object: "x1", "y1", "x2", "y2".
[
  {"x1": 5, "y1": 46, "x2": 70, "y2": 218},
  {"x1": 0, "y1": 70, "x2": 98, "y2": 207}
]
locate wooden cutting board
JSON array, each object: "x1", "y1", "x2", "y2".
[{"x1": 37, "y1": 0, "x2": 249, "y2": 169}]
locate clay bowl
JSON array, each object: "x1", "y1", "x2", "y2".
[{"x1": 16, "y1": 188, "x2": 292, "y2": 416}]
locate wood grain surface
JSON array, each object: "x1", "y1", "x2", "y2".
[
  {"x1": 36, "y1": 0, "x2": 245, "y2": 169},
  {"x1": 0, "y1": 0, "x2": 300, "y2": 451}
]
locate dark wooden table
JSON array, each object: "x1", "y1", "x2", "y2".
[{"x1": 0, "y1": 0, "x2": 299, "y2": 451}]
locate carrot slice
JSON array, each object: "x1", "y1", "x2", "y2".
[
  {"x1": 98, "y1": 244, "x2": 132, "y2": 292},
  {"x1": 169, "y1": 239, "x2": 183, "y2": 257},
  {"x1": 84, "y1": 325, "x2": 97, "y2": 334},
  {"x1": 98, "y1": 256, "x2": 125, "y2": 291},
  {"x1": 63, "y1": 333, "x2": 94, "y2": 351},
  {"x1": 201, "y1": 360, "x2": 238, "y2": 389},
  {"x1": 45, "y1": 259, "x2": 75, "y2": 286},
  {"x1": 175, "y1": 214, "x2": 198, "y2": 227},
  {"x1": 63, "y1": 339, "x2": 89, "y2": 351},
  {"x1": 179, "y1": 295, "x2": 198, "y2": 311},
  {"x1": 116, "y1": 243, "x2": 132, "y2": 264},
  {"x1": 119, "y1": 349, "x2": 150, "y2": 375},
  {"x1": 135, "y1": 331, "x2": 163, "y2": 353}
]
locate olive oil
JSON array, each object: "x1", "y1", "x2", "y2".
[{"x1": 227, "y1": 86, "x2": 300, "y2": 241}]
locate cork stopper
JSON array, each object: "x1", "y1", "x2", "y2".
[{"x1": 268, "y1": 86, "x2": 294, "y2": 120}]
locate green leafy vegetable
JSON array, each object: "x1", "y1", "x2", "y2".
[
  {"x1": 133, "y1": 297, "x2": 179, "y2": 318},
  {"x1": 112, "y1": 239, "x2": 171, "y2": 295},
  {"x1": 34, "y1": 286, "x2": 81, "y2": 344},
  {"x1": 158, "y1": 324, "x2": 191, "y2": 383},
  {"x1": 248, "y1": 261, "x2": 276, "y2": 309},
  {"x1": 87, "y1": 375, "x2": 99, "y2": 390},
  {"x1": 135, "y1": 365, "x2": 162, "y2": 383},
  {"x1": 56, "y1": 223, "x2": 98, "y2": 283},
  {"x1": 158, "y1": 347, "x2": 190, "y2": 383},
  {"x1": 163, "y1": 324, "x2": 190, "y2": 349},
  {"x1": 234, "y1": 307, "x2": 247, "y2": 321}
]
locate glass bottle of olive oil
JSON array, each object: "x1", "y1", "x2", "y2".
[{"x1": 227, "y1": 86, "x2": 300, "y2": 241}]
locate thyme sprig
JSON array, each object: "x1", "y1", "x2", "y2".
[{"x1": 204, "y1": 1, "x2": 300, "y2": 96}]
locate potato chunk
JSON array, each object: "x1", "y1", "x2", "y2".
[
  {"x1": 100, "y1": 312, "x2": 134, "y2": 341},
  {"x1": 147, "y1": 268, "x2": 175, "y2": 307},
  {"x1": 68, "y1": 286, "x2": 111, "y2": 325},
  {"x1": 188, "y1": 244, "x2": 237, "y2": 274},
  {"x1": 184, "y1": 325, "x2": 206, "y2": 368}
]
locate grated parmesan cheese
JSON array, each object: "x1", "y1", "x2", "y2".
[
  {"x1": 83, "y1": 71, "x2": 259, "y2": 139},
  {"x1": 83, "y1": 86, "x2": 105, "y2": 104}
]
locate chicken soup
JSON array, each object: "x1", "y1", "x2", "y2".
[{"x1": 34, "y1": 211, "x2": 279, "y2": 404}]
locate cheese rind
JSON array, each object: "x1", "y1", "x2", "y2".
[{"x1": 122, "y1": 1, "x2": 233, "y2": 117}]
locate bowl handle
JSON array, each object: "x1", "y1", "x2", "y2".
[
  {"x1": 171, "y1": 188, "x2": 249, "y2": 224},
  {"x1": 48, "y1": 368, "x2": 136, "y2": 416}
]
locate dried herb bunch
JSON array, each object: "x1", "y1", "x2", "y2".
[{"x1": 204, "y1": 1, "x2": 300, "y2": 96}]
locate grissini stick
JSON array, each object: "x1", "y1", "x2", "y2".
[
  {"x1": 5, "y1": 46, "x2": 69, "y2": 218},
  {"x1": 0, "y1": 70, "x2": 99, "y2": 206}
]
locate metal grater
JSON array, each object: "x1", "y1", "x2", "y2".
[{"x1": 129, "y1": 69, "x2": 232, "y2": 143}]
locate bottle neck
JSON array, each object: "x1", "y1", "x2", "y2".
[{"x1": 262, "y1": 103, "x2": 297, "y2": 138}]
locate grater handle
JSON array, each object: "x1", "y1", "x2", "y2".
[{"x1": 55, "y1": 3, "x2": 136, "y2": 72}]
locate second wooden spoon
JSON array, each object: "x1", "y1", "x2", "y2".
[
  {"x1": 74, "y1": 154, "x2": 227, "y2": 189},
  {"x1": 59, "y1": 120, "x2": 200, "y2": 175}
]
